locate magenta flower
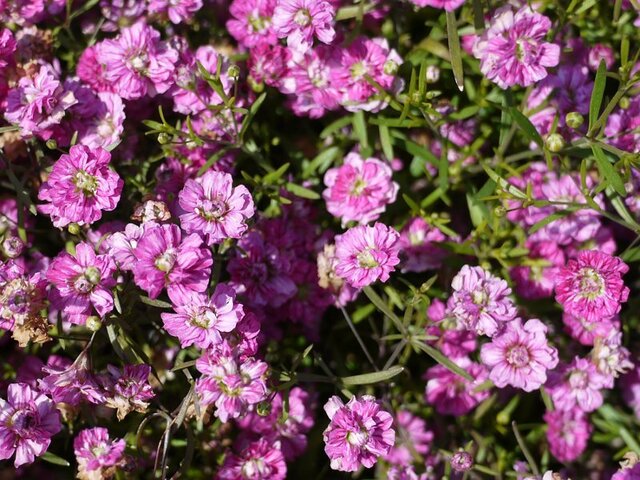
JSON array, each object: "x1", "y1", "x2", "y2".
[
  {"x1": 397, "y1": 217, "x2": 447, "y2": 273},
  {"x1": 106, "y1": 223, "x2": 144, "y2": 271},
  {"x1": 555, "y1": 250, "x2": 629, "y2": 323},
  {"x1": 547, "y1": 356, "x2": 609, "y2": 413},
  {"x1": 424, "y1": 358, "x2": 489, "y2": 415},
  {"x1": 409, "y1": 0, "x2": 464, "y2": 11},
  {"x1": 447, "y1": 265, "x2": 518, "y2": 337},
  {"x1": 0, "y1": 28, "x2": 16, "y2": 69},
  {"x1": 195, "y1": 350, "x2": 269, "y2": 422},
  {"x1": 161, "y1": 283, "x2": 242, "y2": 349},
  {"x1": 132, "y1": 223, "x2": 213, "y2": 304},
  {"x1": 38, "y1": 145, "x2": 123, "y2": 228},
  {"x1": 473, "y1": 6, "x2": 560, "y2": 89},
  {"x1": 100, "y1": 365, "x2": 155, "y2": 420},
  {"x1": 480, "y1": 318, "x2": 558, "y2": 392},
  {"x1": 384, "y1": 410, "x2": 433, "y2": 466},
  {"x1": 563, "y1": 312, "x2": 618, "y2": 346},
  {"x1": 227, "y1": 0, "x2": 278, "y2": 48},
  {"x1": 39, "y1": 350, "x2": 104, "y2": 406},
  {"x1": 0, "y1": 383, "x2": 62, "y2": 468},
  {"x1": 334, "y1": 222, "x2": 400, "y2": 288},
  {"x1": 544, "y1": 409, "x2": 591, "y2": 463},
  {"x1": 4, "y1": 65, "x2": 77, "y2": 138},
  {"x1": 612, "y1": 464, "x2": 640, "y2": 480},
  {"x1": 323, "y1": 395, "x2": 395, "y2": 472},
  {"x1": 74, "y1": 427, "x2": 125, "y2": 473},
  {"x1": 148, "y1": 0, "x2": 202, "y2": 23},
  {"x1": 272, "y1": 0, "x2": 336, "y2": 52},
  {"x1": 218, "y1": 439, "x2": 287, "y2": 479},
  {"x1": 178, "y1": 170, "x2": 255, "y2": 245},
  {"x1": 47, "y1": 242, "x2": 117, "y2": 325},
  {"x1": 98, "y1": 21, "x2": 178, "y2": 100},
  {"x1": 323, "y1": 152, "x2": 398, "y2": 225}
]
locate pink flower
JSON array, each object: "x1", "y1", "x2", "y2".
[
  {"x1": 409, "y1": 0, "x2": 464, "y2": 11},
  {"x1": 480, "y1": 318, "x2": 558, "y2": 392},
  {"x1": 544, "y1": 409, "x2": 591, "y2": 463},
  {"x1": 106, "y1": 223, "x2": 144, "y2": 271},
  {"x1": 39, "y1": 351, "x2": 104, "y2": 406},
  {"x1": 76, "y1": 45, "x2": 115, "y2": 93},
  {"x1": 218, "y1": 439, "x2": 287, "y2": 479},
  {"x1": 473, "y1": 6, "x2": 560, "y2": 89},
  {"x1": 555, "y1": 250, "x2": 629, "y2": 323},
  {"x1": 74, "y1": 427, "x2": 125, "y2": 473},
  {"x1": 323, "y1": 152, "x2": 398, "y2": 225},
  {"x1": 47, "y1": 242, "x2": 116, "y2": 325},
  {"x1": 622, "y1": 365, "x2": 640, "y2": 420},
  {"x1": 237, "y1": 387, "x2": 315, "y2": 461},
  {"x1": 384, "y1": 410, "x2": 433, "y2": 466},
  {"x1": 510, "y1": 241, "x2": 565, "y2": 300},
  {"x1": 0, "y1": 28, "x2": 16, "y2": 69},
  {"x1": 547, "y1": 357, "x2": 609, "y2": 412},
  {"x1": 0, "y1": 383, "x2": 61, "y2": 468},
  {"x1": 423, "y1": 358, "x2": 489, "y2": 415},
  {"x1": 148, "y1": 0, "x2": 202, "y2": 23},
  {"x1": 161, "y1": 284, "x2": 242, "y2": 349},
  {"x1": 331, "y1": 37, "x2": 403, "y2": 112},
  {"x1": 563, "y1": 312, "x2": 618, "y2": 346},
  {"x1": 227, "y1": 0, "x2": 278, "y2": 48},
  {"x1": 272, "y1": 0, "x2": 336, "y2": 52},
  {"x1": 447, "y1": 265, "x2": 518, "y2": 337},
  {"x1": 38, "y1": 145, "x2": 123, "y2": 228},
  {"x1": 132, "y1": 223, "x2": 213, "y2": 304},
  {"x1": 178, "y1": 170, "x2": 255, "y2": 245},
  {"x1": 195, "y1": 349, "x2": 269, "y2": 422},
  {"x1": 612, "y1": 464, "x2": 640, "y2": 480},
  {"x1": 397, "y1": 217, "x2": 447, "y2": 273},
  {"x1": 4, "y1": 65, "x2": 77, "y2": 138},
  {"x1": 98, "y1": 21, "x2": 178, "y2": 100},
  {"x1": 78, "y1": 92, "x2": 126, "y2": 150},
  {"x1": 100, "y1": 364, "x2": 155, "y2": 420},
  {"x1": 591, "y1": 329, "x2": 633, "y2": 384},
  {"x1": 334, "y1": 222, "x2": 400, "y2": 288},
  {"x1": 323, "y1": 395, "x2": 395, "y2": 472}
]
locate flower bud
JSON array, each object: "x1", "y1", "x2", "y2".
[
  {"x1": 383, "y1": 59, "x2": 398, "y2": 76},
  {"x1": 426, "y1": 65, "x2": 440, "y2": 83},
  {"x1": 565, "y1": 112, "x2": 584, "y2": 129},
  {"x1": 68, "y1": 223, "x2": 81, "y2": 235},
  {"x1": 2, "y1": 235, "x2": 24, "y2": 258},
  {"x1": 256, "y1": 401, "x2": 272, "y2": 416},
  {"x1": 619, "y1": 96, "x2": 631, "y2": 110},
  {"x1": 493, "y1": 206, "x2": 507, "y2": 217},
  {"x1": 157, "y1": 132, "x2": 170, "y2": 145},
  {"x1": 451, "y1": 451, "x2": 473, "y2": 472},
  {"x1": 86, "y1": 316, "x2": 102, "y2": 332},
  {"x1": 46, "y1": 139, "x2": 58, "y2": 150},
  {"x1": 227, "y1": 64, "x2": 240, "y2": 79},
  {"x1": 545, "y1": 133, "x2": 565, "y2": 153}
]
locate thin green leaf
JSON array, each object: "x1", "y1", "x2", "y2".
[
  {"x1": 303, "y1": 146, "x2": 340, "y2": 178},
  {"x1": 263, "y1": 162, "x2": 290, "y2": 184},
  {"x1": 508, "y1": 107, "x2": 543, "y2": 147},
  {"x1": 140, "y1": 296, "x2": 173, "y2": 309},
  {"x1": 414, "y1": 342, "x2": 474, "y2": 381},
  {"x1": 363, "y1": 286, "x2": 406, "y2": 334},
  {"x1": 40, "y1": 451, "x2": 71, "y2": 467},
  {"x1": 239, "y1": 92, "x2": 266, "y2": 140},
  {"x1": 589, "y1": 60, "x2": 607, "y2": 131},
  {"x1": 379, "y1": 125, "x2": 394, "y2": 160},
  {"x1": 353, "y1": 111, "x2": 369, "y2": 150},
  {"x1": 285, "y1": 182, "x2": 320, "y2": 200},
  {"x1": 340, "y1": 366, "x2": 404, "y2": 386},
  {"x1": 446, "y1": 11, "x2": 464, "y2": 91},
  {"x1": 592, "y1": 145, "x2": 626, "y2": 196}
]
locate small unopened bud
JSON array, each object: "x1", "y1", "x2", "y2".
[
  {"x1": 493, "y1": 206, "x2": 507, "y2": 217},
  {"x1": 157, "y1": 132, "x2": 170, "y2": 145},
  {"x1": 45, "y1": 139, "x2": 58, "y2": 150},
  {"x1": 450, "y1": 451, "x2": 473, "y2": 472},
  {"x1": 410, "y1": 90, "x2": 422, "y2": 105},
  {"x1": 68, "y1": 223, "x2": 81, "y2": 235},
  {"x1": 227, "y1": 64, "x2": 240, "y2": 79},
  {"x1": 84, "y1": 266, "x2": 101, "y2": 285},
  {"x1": 256, "y1": 401, "x2": 272, "y2": 416},
  {"x1": 2, "y1": 235, "x2": 24, "y2": 258},
  {"x1": 619, "y1": 96, "x2": 631, "y2": 110},
  {"x1": 545, "y1": 133, "x2": 565, "y2": 153},
  {"x1": 86, "y1": 316, "x2": 102, "y2": 332},
  {"x1": 383, "y1": 59, "x2": 398, "y2": 76},
  {"x1": 425, "y1": 65, "x2": 440, "y2": 83},
  {"x1": 565, "y1": 111, "x2": 584, "y2": 129}
]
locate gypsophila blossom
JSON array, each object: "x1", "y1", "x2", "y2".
[
  {"x1": 424, "y1": 358, "x2": 489, "y2": 415},
  {"x1": 544, "y1": 409, "x2": 591, "y2": 463},
  {"x1": 409, "y1": 0, "x2": 464, "y2": 11},
  {"x1": 323, "y1": 395, "x2": 395, "y2": 472},
  {"x1": 272, "y1": 0, "x2": 336, "y2": 52},
  {"x1": 481, "y1": 318, "x2": 558, "y2": 392},
  {"x1": 100, "y1": 364, "x2": 155, "y2": 420},
  {"x1": 47, "y1": 242, "x2": 116, "y2": 325},
  {"x1": 148, "y1": 0, "x2": 203, "y2": 24},
  {"x1": 38, "y1": 145, "x2": 123, "y2": 228},
  {"x1": 555, "y1": 250, "x2": 629, "y2": 324},
  {"x1": 178, "y1": 170, "x2": 255, "y2": 245},
  {"x1": 547, "y1": 356, "x2": 609, "y2": 412},
  {"x1": 473, "y1": 6, "x2": 560, "y2": 88},
  {"x1": 74, "y1": 427, "x2": 125, "y2": 476},
  {"x1": 397, "y1": 217, "x2": 447, "y2": 273},
  {"x1": 334, "y1": 222, "x2": 400, "y2": 288},
  {"x1": 384, "y1": 410, "x2": 433, "y2": 466},
  {"x1": 218, "y1": 439, "x2": 287, "y2": 479},
  {"x1": 132, "y1": 223, "x2": 213, "y2": 304},
  {"x1": 323, "y1": 152, "x2": 398, "y2": 225},
  {"x1": 0, "y1": 383, "x2": 61, "y2": 467},
  {"x1": 227, "y1": 0, "x2": 278, "y2": 48},
  {"x1": 447, "y1": 265, "x2": 518, "y2": 337},
  {"x1": 161, "y1": 284, "x2": 242, "y2": 349}
]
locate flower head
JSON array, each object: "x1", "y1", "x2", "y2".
[
  {"x1": 0, "y1": 383, "x2": 62, "y2": 467},
  {"x1": 544, "y1": 409, "x2": 591, "y2": 463},
  {"x1": 74, "y1": 427, "x2": 125, "y2": 474},
  {"x1": 481, "y1": 318, "x2": 558, "y2": 392},
  {"x1": 334, "y1": 222, "x2": 400, "y2": 288},
  {"x1": 547, "y1": 356, "x2": 609, "y2": 412},
  {"x1": 424, "y1": 358, "x2": 489, "y2": 415},
  {"x1": 323, "y1": 395, "x2": 395, "y2": 472},
  {"x1": 272, "y1": 0, "x2": 336, "y2": 52},
  {"x1": 218, "y1": 439, "x2": 287, "y2": 479},
  {"x1": 100, "y1": 365, "x2": 155, "y2": 420}
]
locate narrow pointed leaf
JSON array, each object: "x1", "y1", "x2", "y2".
[{"x1": 340, "y1": 366, "x2": 404, "y2": 386}]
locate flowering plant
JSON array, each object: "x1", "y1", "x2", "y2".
[{"x1": 1, "y1": 0, "x2": 640, "y2": 478}]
